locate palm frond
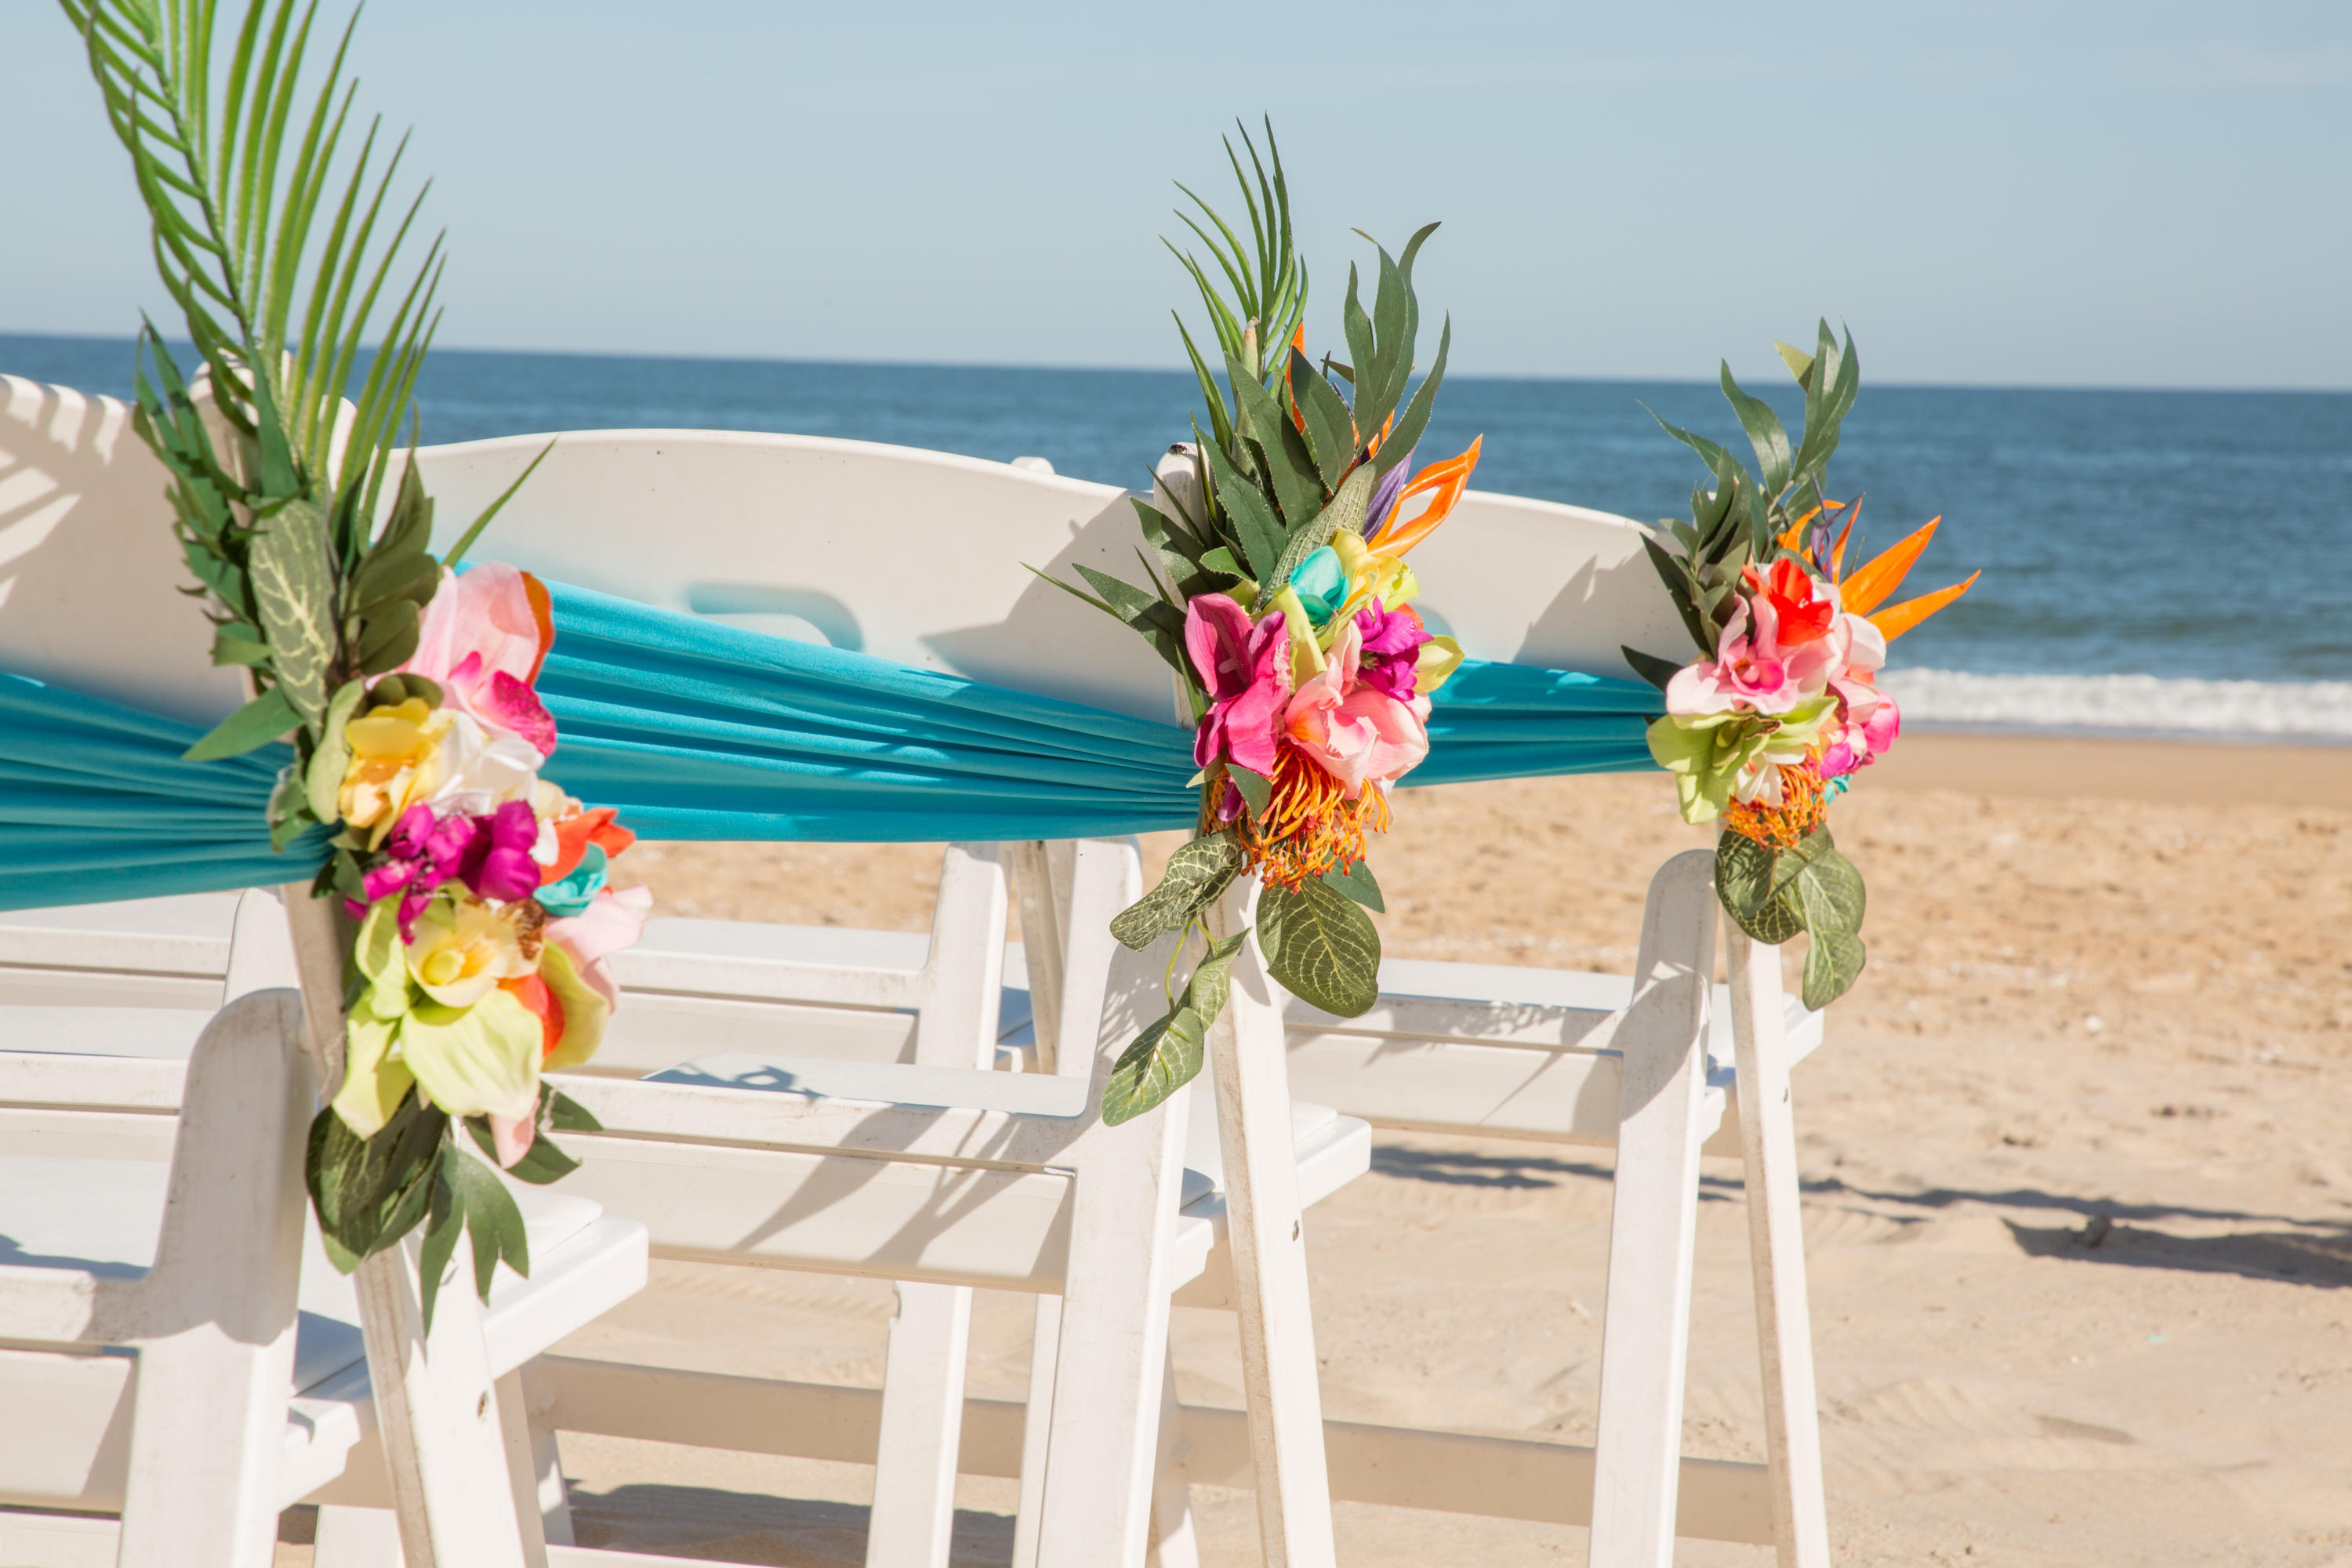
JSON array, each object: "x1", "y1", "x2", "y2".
[
  {"x1": 1167, "y1": 118, "x2": 1306, "y2": 389},
  {"x1": 64, "y1": 0, "x2": 442, "y2": 536}
]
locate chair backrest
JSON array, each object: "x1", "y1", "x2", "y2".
[
  {"x1": 0, "y1": 376, "x2": 247, "y2": 727},
  {"x1": 597, "y1": 841, "x2": 1011, "y2": 1076},
  {"x1": 404, "y1": 426, "x2": 1689, "y2": 722},
  {"x1": 2, "y1": 379, "x2": 1684, "y2": 759}
]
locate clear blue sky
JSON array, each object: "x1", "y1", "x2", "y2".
[{"x1": 5, "y1": 1, "x2": 2347, "y2": 389}]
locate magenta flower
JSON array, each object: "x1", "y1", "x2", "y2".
[
  {"x1": 350, "y1": 804, "x2": 480, "y2": 938},
  {"x1": 1353, "y1": 601, "x2": 1431, "y2": 699},
  {"x1": 459, "y1": 800, "x2": 545, "y2": 903},
  {"x1": 1185, "y1": 594, "x2": 1291, "y2": 776}
]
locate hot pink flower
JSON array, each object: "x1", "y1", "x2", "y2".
[
  {"x1": 459, "y1": 800, "x2": 544, "y2": 903},
  {"x1": 1185, "y1": 595, "x2": 1290, "y2": 776},
  {"x1": 1284, "y1": 619, "x2": 1432, "y2": 798},
  {"x1": 1353, "y1": 601, "x2": 1430, "y2": 700},
  {"x1": 351, "y1": 804, "x2": 476, "y2": 938}
]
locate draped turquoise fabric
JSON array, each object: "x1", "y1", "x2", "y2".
[{"x1": 0, "y1": 579, "x2": 1662, "y2": 911}]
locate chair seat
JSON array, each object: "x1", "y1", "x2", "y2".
[
  {"x1": 644, "y1": 1051, "x2": 1370, "y2": 1317},
  {"x1": 0, "y1": 1149, "x2": 644, "y2": 1513}
]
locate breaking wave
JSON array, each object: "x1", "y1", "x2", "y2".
[{"x1": 1877, "y1": 669, "x2": 2352, "y2": 741}]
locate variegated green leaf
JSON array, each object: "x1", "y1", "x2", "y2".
[
  {"x1": 1258, "y1": 874, "x2": 1379, "y2": 1018},
  {"x1": 1110, "y1": 833, "x2": 1244, "y2": 951},
  {"x1": 247, "y1": 493, "x2": 336, "y2": 726}
]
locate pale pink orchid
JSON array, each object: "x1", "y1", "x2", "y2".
[
  {"x1": 546, "y1": 884, "x2": 653, "y2": 1011},
  {"x1": 1284, "y1": 619, "x2": 1432, "y2": 799},
  {"x1": 405, "y1": 563, "x2": 560, "y2": 757},
  {"x1": 1665, "y1": 599, "x2": 1798, "y2": 717},
  {"x1": 1185, "y1": 594, "x2": 1290, "y2": 776}
]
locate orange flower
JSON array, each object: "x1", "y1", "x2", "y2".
[
  {"x1": 1225, "y1": 747, "x2": 1392, "y2": 892},
  {"x1": 544, "y1": 806, "x2": 636, "y2": 884},
  {"x1": 1370, "y1": 436, "x2": 1483, "y2": 557}
]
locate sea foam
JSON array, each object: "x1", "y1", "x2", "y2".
[{"x1": 1878, "y1": 670, "x2": 2352, "y2": 741}]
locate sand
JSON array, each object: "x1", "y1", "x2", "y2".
[{"x1": 287, "y1": 734, "x2": 2352, "y2": 1566}]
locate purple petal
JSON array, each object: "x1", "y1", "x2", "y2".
[{"x1": 1362, "y1": 450, "x2": 1416, "y2": 542}]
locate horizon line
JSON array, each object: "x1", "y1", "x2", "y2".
[{"x1": 5, "y1": 328, "x2": 2347, "y2": 400}]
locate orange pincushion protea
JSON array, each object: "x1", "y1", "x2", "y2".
[
  {"x1": 1221, "y1": 748, "x2": 1392, "y2": 893},
  {"x1": 1720, "y1": 754, "x2": 1831, "y2": 850}
]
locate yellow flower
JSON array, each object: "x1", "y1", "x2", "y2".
[
  {"x1": 339, "y1": 698, "x2": 452, "y2": 844},
  {"x1": 404, "y1": 897, "x2": 536, "y2": 1008},
  {"x1": 1330, "y1": 531, "x2": 1418, "y2": 626}
]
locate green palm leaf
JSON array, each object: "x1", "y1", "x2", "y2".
[{"x1": 62, "y1": 0, "x2": 459, "y2": 762}]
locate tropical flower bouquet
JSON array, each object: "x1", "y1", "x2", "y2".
[
  {"x1": 1050, "y1": 128, "x2": 1477, "y2": 1121},
  {"x1": 67, "y1": 0, "x2": 644, "y2": 1320},
  {"x1": 1624, "y1": 327, "x2": 1976, "y2": 1008}
]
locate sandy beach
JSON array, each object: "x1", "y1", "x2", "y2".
[{"x1": 289, "y1": 731, "x2": 2352, "y2": 1566}]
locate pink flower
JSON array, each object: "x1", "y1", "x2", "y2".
[
  {"x1": 1185, "y1": 595, "x2": 1291, "y2": 776},
  {"x1": 546, "y1": 884, "x2": 652, "y2": 1010},
  {"x1": 1666, "y1": 600, "x2": 1795, "y2": 717},
  {"x1": 1820, "y1": 684, "x2": 1903, "y2": 778},
  {"x1": 445, "y1": 653, "x2": 558, "y2": 757},
  {"x1": 1863, "y1": 688, "x2": 1901, "y2": 753},
  {"x1": 1284, "y1": 619, "x2": 1432, "y2": 798},
  {"x1": 405, "y1": 564, "x2": 560, "y2": 757},
  {"x1": 1667, "y1": 590, "x2": 1860, "y2": 720}
]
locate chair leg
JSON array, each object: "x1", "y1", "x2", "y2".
[
  {"x1": 497, "y1": 1367, "x2": 564, "y2": 1561},
  {"x1": 350, "y1": 1236, "x2": 532, "y2": 1568},
  {"x1": 289, "y1": 890, "x2": 532, "y2": 1568},
  {"x1": 866, "y1": 1282, "x2": 974, "y2": 1568},
  {"x1": 1726, "y1": 931, "x2": 1833, "y2": 1568},
  {"x1": 1588, "y1": 850, "x2": 1717, "y2": 1568},
  {"x1": 1009, "y1": 1293, "x2": 1062, "y2": 1568},
  {"x1": 1031, "y1": 1076, "x2": 1191, "y2": 1566},
  {"x1": 1203, "y1": 881, "x2": 1336, "y2": 1568},
  {"x1": 312, "y1": 1505, "x2": 404, "y2": 1567},
  {"x1": 1146, "y1": 1343, "x2": 1201, "y2": 1568}
]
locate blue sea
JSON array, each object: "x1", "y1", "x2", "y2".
[{"x1": 9, "y1": 332, "x2": 2349, "y2": 738}]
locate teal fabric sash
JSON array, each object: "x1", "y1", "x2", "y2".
[{"x1": 0, "y1": 579, "x2": 1662, "y2": 911}]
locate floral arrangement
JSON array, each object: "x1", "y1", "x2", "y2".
[
  {"x1": 1049, "y1": 126, "x2": 1477, "y2": 1121},
  {"x1": 67, "y1": 0, "x2": 643, "y2": 1319},
  {"x1": 1624, "y1": 326, "x2": 1976, "y2": 1007}
]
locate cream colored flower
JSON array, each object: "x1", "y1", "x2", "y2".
[{"x1": 403, "y1": 897, "x2": 537, "y2": 1008}]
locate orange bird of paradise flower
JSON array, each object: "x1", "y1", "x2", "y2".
[{"x1": 1779, "y1": 499, "x2": 1980, "y2": 641}]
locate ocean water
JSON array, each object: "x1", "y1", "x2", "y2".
[{"x1": 9, "y1": 332, "x2": 2349, "y2": 739}]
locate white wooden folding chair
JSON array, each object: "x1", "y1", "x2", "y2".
[
  {"x1": 0, "y1": 889, "x2": 651, "y2": 1568},
  {"x1": 405, "y1": 424, "x2": 1364, "y2": 1567},
  {"x1": 0, "y1": 377, "x2": 656, "y2": 1568}
]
